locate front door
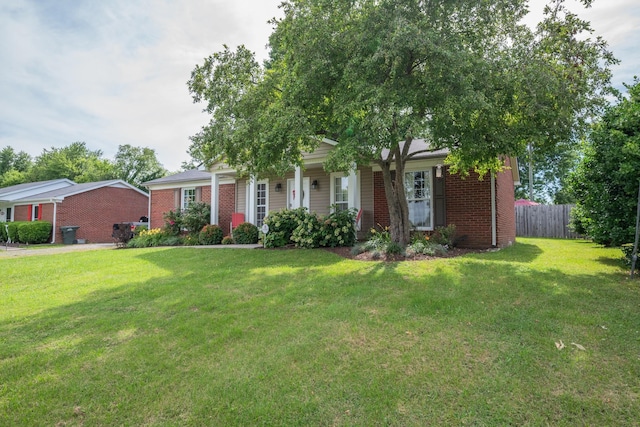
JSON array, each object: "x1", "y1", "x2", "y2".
[{"x1": 287, "y1": 177, "x2": 310, "y2": 210}]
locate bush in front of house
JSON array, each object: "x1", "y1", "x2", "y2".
[
  {"x1": 181, "y1": 202, "x2": 211, "y2": 236},
  {"x1": 222, "y1": 236, "x2": 234, "y2": 245},
  {"x1": 5, "y1": 221, "x2": 27, "y2": 243},
  {"x1": 128, "y1": 228, "x2": 182, "y2": 248},
  {"x1": 274, "y1": 207, "x2": 357, "y2": 249},
  {"x1": 291, "y1": 213, "x2": 323, "y2": 248},
  {"x1": 430, "y1": 224, "x2": 457, "y2": 247},
  {"x1": 263, "y1": 207, "x2": 309, "y2": 248},
  {"x1": 199, "y1": 224, "x2": 224, "y2": 245},
  {"x1": 16, "y1": 221, "x2": 52, "y2": 244},
  {"x1": 0, "y1": 221, "x2": 52, "y2": 244},
  {"x1": 233, "y1": 222, "x2": 259, "y2": 244},
  {"x1": 163, "y1": 210, "x2": 183, "y2": 236},
  {"x1": 0, "y1": 223, "x2": 7, "y2": 242},
  {"x1": 318, "y1": 207, "x2": 357, "y2": 248}
]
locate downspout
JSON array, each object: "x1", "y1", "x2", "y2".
[
  {"x1": 51, "y1": 198, "x2": 58, "y2": 244},
  {"x1": 491, "y1": 173, "x2": 497, "y2": 247}
]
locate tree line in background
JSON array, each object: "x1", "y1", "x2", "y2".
[{"x1": 0, "y1": 142, "x2": 167, "y2": 191}]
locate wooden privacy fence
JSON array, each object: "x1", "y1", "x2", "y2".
[{"x1": 515, "y1": 204, "x2": 581, "y2": 239}]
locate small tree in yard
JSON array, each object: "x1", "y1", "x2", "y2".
[
  {"x1": 188, "y1": 0, "x2": 615, "y2": 247},
  {"x1": 570, "y1": 79, "x2": 640, "y2": 246}
]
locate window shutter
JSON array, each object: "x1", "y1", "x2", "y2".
[
  {"x1": 38, "y1": 204, "x2": 43, "y2": 221},
  {"x1": 195, "y1": 187, "x2": 202, "y2": 203},
  {"x1": 433, "y1": 168, "x2": 446, "y2": 228},
  {"x1": 174, "y1": 189, "x2": 180, "y2": 209},
  {"x1": 27, "y1": 204, "x2": 33, "y2": 221}
]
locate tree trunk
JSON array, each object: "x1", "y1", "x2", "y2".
[{"x1": 380, "y1": 154, "x2": 411, "y2": 247}]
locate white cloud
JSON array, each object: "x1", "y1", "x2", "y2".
[{"x1": 1, "y1": 0, "x2": 637, "y2": 171}]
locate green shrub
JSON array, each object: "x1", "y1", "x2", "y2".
[
  {"x1": 0, "y1": 223, "x2": 7, "y2": 242},
  {"x1": 127, "y1": 228, "x2": 182, "y2": 248},
  {"x1": 17, "y1": 221, "x2": 52, "y2": 244},
  {"x1": 133, "y1": 225, "x2": 148, "y2": 236},
  {"x1": 233, "y1": 222, "x2": 259, "y2": 244},
  {"x1": 222, "y1": 236, "x2": 234, "y2": 245},
  {"x1": 181, "y1": 202, "x2": 211, "y2": 236},
  {"x1": 406, "y1": 241, "x2": 448, "y2": 257},
  {"x1": 430, "y1": 224, "x2": 457, "y2": 247},
  {"x1": 6, "y1": 221, "x2": 27, "y2": 242},
  {"x1": 291, "y1": 214, "x2": 323, "y2": 248},
  {"x1": 622, "y1": 243, "x2": 635, "y2": 266},
  {"x1": 199, "y1": 224, "x2": 223, "y2": 245},
  {"x1": 385, "y1": 241, "x2": 404, "y2": 256},
  {"x1": 163, "y1": 210, "x2": 183, "y2": 236},
  {"x1": 318, "y1": 208, "x2": 357, "y2": 248},
  {"x1": 263, "y1": 208, "x2": 308, "y2": 248},
  {"x1": 263, "y1": 207, "x2": 356, "y2": 249}
]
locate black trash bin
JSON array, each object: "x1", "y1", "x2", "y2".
[{"x1": 60, "y1": 226, "x2": 80, "y2": 244}]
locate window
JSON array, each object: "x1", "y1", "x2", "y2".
[
  {"x1": 404, "y1": 170, "x2": 432, "y2": 229},
  {"x1": 182, "y1": 188, "x2": 196, "y2": 210},
  {"x1": 333, "y1": 176, "x2": 349, "y2": 212},
  {"x1": 6, "y1": 207, "x2": 12, "y2": 222},
  {"x1": 256, "y1": 182, "x2": 267, "y2": 227},
  {"x1": 32, "y1": 204, "x2": 39, "y2": 221}
]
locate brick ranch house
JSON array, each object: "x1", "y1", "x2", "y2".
[
  {"x1": 145, "y1": 140, "x2": 518, "y2": 248},
  {"x1": 0, "y1": 179, "x2": 149, "y2": 243}
]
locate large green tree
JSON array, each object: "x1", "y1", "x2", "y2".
[
  {"x1": 29, "y1": 142, "x2": 116, "y2": 183},
  {"x1": 0, "y1": 146, "x2": 32, "y2": 187},
  {"x1": 113, "y1": 144, "x2": 167, "y2": 190},
  {"x1": 188, "y1": 0, "x2": 615, "y2": 246},
  {"x1": 570, "y1": 79, "x2": 640, "y2": 246}
]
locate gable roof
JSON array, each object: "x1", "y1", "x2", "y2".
[
  {"x1": 0, "y1": 179, "x2": 148, "y2": 204},
  {"x1": 0, "y1": 179, "x2": 75, "y2": 202},
  {"x1": 143, "y1": 170, "x2": 212, "y2": 186}
]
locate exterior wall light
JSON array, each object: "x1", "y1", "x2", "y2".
[
  {"x1": 436, "y1": 164, "x2": 443, "y2": 179},
  {"x1": 311, "y1": 180, "x2": 319, "y2": 190},
  {"x1": 275, "y1": 183, "x2": 282, "y2": 192}
]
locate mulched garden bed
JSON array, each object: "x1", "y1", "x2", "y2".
[{"x1": 322, "y1": 245, "x2": 488, "y2": 262}]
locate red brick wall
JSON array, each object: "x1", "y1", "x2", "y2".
[
  {"x1": 13, "y1": 204, "x2": 31, "y2": 222},
  {"x1": 54, "y1": 187, "x2": 148, "y2": 243},
  {"x1": 496, "y1": 158, "x2": 516, "y2": 247},
  {"x1": 149, "y1": 189, "x2": 177, "y2": 229},
  {"x1": 218, "y1": 184, "x2": 235, "y2": 236},
  {"x1": 444, "y1": 169, "x2": 493, "y2": 248},
  {"x1": 373, "y1": 172, "x2": 389, "y2": 230}
]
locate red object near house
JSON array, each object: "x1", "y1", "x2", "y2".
[
  {"x1": 231, "y1": 212, "x2": 246, "y2": 233},
  {"x1": 514, "y1": 199, "x2": 540, "y2": 206}
]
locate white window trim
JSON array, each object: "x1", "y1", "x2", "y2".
[
  {"x1": 181, "y1": 187, "x2": 196, "y2": 211},
  {"x1": 329, "y1": 171, "x2": 361, "y2": 213},
  {"x1": 404, "y1": 167, "x2": 434, "y2": 231},
  {"x1": 255, "y1": 179, "x2": 269, "y2": 226},
  {"x1": 32, "y1": 204, "x2": 39, "y2": 221}
]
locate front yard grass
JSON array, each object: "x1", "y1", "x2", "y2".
[{"x1": 1, "y1": 238, "x2": 639, "y2": 425}]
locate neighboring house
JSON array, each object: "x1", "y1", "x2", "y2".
[
  {"x1": 146, "y1": 140, "x2": 518, "y2": 248},
  {"x1": 0, "y1": 179, "x2": 149, "y2": 243}
]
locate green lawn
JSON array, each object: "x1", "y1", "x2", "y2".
[{"x1": 1, "y1": 238, "x2": 639, "y2": 425}]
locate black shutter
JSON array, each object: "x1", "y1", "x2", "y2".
[{"x1": 433, "y1": 168, "x2": 446, "y2": 228}]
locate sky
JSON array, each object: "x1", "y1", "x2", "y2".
[{"x1": 1, "y1": 0, "x2": 638, "y2": 172}]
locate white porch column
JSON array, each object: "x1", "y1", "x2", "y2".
[
  {"x1": 211, "y1": 173, "x2": 219, "y2": 225},
  {"x1": 293, "y1": 166, "x2": 303, "y2": 209},
  {"x1": 348, "y1": 165, "x2": 358, "y2": 210},
  {"x1": 247, "y1": 175, "x2": 256, "y2": 224}
]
